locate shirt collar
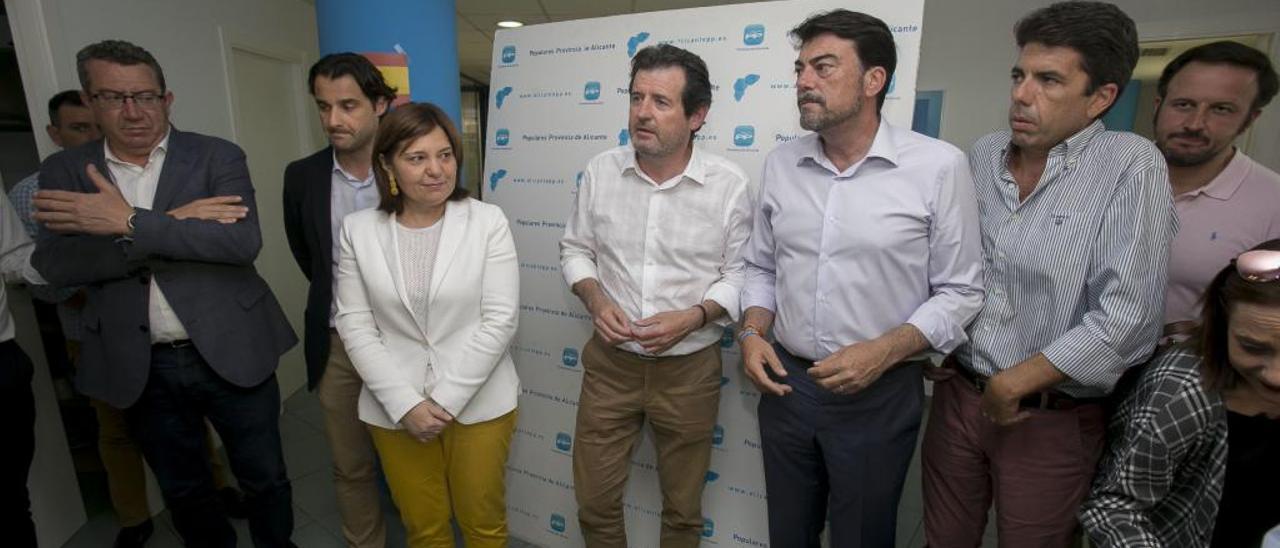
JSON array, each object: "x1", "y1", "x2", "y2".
[
  {"x1": 798, "y1": 118, "x2": 900, "y2": 175},
  {"x1": 622, "y1": 144, "x2": 707, "y2": 186},
  {"x1": 331, "y1": 151, "x2": 375, "y2": 185},
  {"x1": 1185, "y1": 148, "x2": 1250, "y2": 201},
  {"x1": 105, "y1": 128, "x2": 171, "y2": 168},
  {"x1": 1002, "y1": 119, "x2": 1105, "y2": 169}
]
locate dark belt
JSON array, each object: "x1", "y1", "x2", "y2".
[
  {"x1": 152, "y1": 339, "x2": 194, "y2": 350},
  {"x1": 953, "y1": 364, "x2": 1103, "y2": 411}
]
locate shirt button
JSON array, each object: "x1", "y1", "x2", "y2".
[{"x1": 1010, "y1": 214, "x2": 1019, "y2": 222}]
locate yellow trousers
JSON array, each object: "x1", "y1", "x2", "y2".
[{"x1": 369, "y1": 410, "x2": 516, "y2": 548}]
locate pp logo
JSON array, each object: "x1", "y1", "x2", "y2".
[
  {"x1": 705, "y1": 470, "x2": 720, "y2": 483},
  {"x1": 702, "y1": 518, "x2": 715, "y2": 538},
  {"x1": 494, "y1": 128, "x2": 510, "y2": 147},
  {"x1": 743, "y1": 24, "x2": 765, "y2": 46},
  {"x1": 550, "y1": 513, "x2": 567, "y2": 533},
  {"x1": 555, "y1": 432, "x2": 573, "y2": 452},
  {"x1": 712, "y1": 424, "x2": 725, "y2": 447},
  {"x1": 575, "y1": 171, "x2": 585, "y2": 189},
  {"x1": 719, "y1": 325, "x2": 735, "y2": 348},
  {"x1": 501, "y1": 45, "x2": 517, "y2": 64},
  {"x1": 618, "y1": 128, "x2": 630, "y2": 146},
  {"x1": 562, "y1": 347, "x2": 579, "y2": 367},
  {"x1": 495, "y1": 86, "x2": 513, "y2": 109},
  {"x1": 887, "y1": 74, "x2": 897, "y2": 94},
  {"x1": 488, "y1": 169, "x2": 507, "y2": 192},
  {"x1": 583, "y1": 81, "x2": 602, "y2": 101},
  {"x1": 733, "y1": 125, "x2": 755, "y2": 147},
  {"x1": 733, "y1": 74, "x2": 760, "y2": 102},
  {"x1": 627, "y1": 31, "x2": 651, "y2": 57}
]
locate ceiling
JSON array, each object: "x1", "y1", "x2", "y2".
[{"x1": 455, "y1": 0, "x2": 759, "y2": 86}]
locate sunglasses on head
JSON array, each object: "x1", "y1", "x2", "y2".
[{"x1": 1237, "y1": 250, "x2": 1280, "y2": 283}]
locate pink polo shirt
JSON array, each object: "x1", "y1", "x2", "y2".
[{"x1": 1165, "y1": 150, "x2": 1280, "y2": 324}]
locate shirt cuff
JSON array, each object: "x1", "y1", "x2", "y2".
[
  {"x1": 561, "y1": 257, "x2": 598, "y2": 288},
  {"x1": 905, "y1": 307, "x2": 965, "y2": 354},
  {"x1": 1041, "y1": 328, "x2": 1126, "y2": 392},
  {"x1": 702, "y1": 282, "x2": 741, "y2": 322}
]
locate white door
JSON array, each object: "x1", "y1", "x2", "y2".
[{"x1": 226, "y1": 40, "x2": 318, "y2": 398}]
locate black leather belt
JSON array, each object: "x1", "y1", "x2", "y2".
[
  {"x1": 954, "y1": 364, "x2": 1103, "y2": 411},
  {"x1": 152, "y1": 339, "x2": 194, "y2": 349}
]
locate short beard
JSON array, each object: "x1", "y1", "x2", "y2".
[{"x1": 799, "y1": 93, "x2": 862, "y2": 132}]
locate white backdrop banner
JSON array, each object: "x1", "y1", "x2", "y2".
[{"x1": 483, "y1": 1, "x2": 924, "y2": 545}]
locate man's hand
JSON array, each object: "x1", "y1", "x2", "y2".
[
  {"x1": 741, "y1": 332, "x2": 792, "y2": 396},
  {"x1": 980, "y1": 370, "x2": 1031, "y2": 426},
  {"x1": 168, "y1": 196, "x2": 248, "y2": 224},
  {"x1": 33, "y1": 164, "x2": 134, "y2": 235},
  {"x1": 400, "y1": 400, "x2": 454, "y2": 443},
  {"x1": 809, "y1": 338, "x2": 893, "y2": 395},
  {"x1": 632, "y1": 308, "x2": 701, "y2": 354},
  {"x1": 572, "y1": 280, "x2": 633, "y2": 345}
]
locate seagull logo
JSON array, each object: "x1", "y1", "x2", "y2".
[
  {"x1": 488, "y1": 169, "x2": 507, "y2": 191},
  {"x1": 733, "y1": 74, "x2": 760, "y2": 102},
  {"x1": 627, "y1": 32, "x2": 651, "y2": 57},
  {"x1": 495, "y1": 86, "x2": 513, "y2": 109}
]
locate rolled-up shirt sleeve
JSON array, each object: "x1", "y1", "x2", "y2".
[
  {"x1": 559, "y1": 164, "x2": 599, "y2": 287},
  {"x1": 904, "y1": 151, "x2": 985, "y2": 353},
  {"x1": 1042, "y1": 163, "x2": 1175, "y2": 391},
  {"x1": 701, "y1": 177, "x2": 754, "y2": 322},
  {"x1": 740, "y1": 170, "x2": 777, "y2": 315}
]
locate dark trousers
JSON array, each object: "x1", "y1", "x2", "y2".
[
  {"x1": 759, "y1": 343, "x2": 924, "y2": 548},
  {"x1": 125, "y1": 345, "x2": 294, "y2": 548},
  {"x1": 0, "y1": 340, "x2": 37, "y2": 547}
]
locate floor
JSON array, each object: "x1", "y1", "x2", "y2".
[{"x1": 61, "y1": 392, "x2": 995, "y2": 547}]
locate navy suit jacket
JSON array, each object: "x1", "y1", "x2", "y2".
[
  {"x1": 282, "y1": 147, "x2": 336, "y2": 390},
  {"x1": 32, "y1": 128, "x2": 298, "y2": 408}
]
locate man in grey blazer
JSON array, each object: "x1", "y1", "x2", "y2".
[{"x1": 31, "y1": 39, "x2": 298, "y2": 547}]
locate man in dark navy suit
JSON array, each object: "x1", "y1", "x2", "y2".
[{"x1": 32, "y1": 39, "x2": 297, "y2": 548}]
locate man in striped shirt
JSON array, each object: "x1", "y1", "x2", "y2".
[{"x1": 921, "y1": 3, "x2": 1177, "y2": 547}]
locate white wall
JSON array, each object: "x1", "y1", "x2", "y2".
[{"x1": 918, "y1": 0, "x2": 1280, "y2": 171}]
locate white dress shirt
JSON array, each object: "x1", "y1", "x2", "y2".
[
  {"x1": 560, "y1": 145, "x2": 754, "y2": 356},
  {"x1": 740, "y1": 120, "x2": 985, "y2": 361},
  {"x1": 2, "y1": 192, "x2": 47, "y2": 342},
  {"x1": 105, "y1": 131, "x2": 188, "y2": 343},
  {"x1": 329, "y1": 153, "x2": 379, "y2": 326}
]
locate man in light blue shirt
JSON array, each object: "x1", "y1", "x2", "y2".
[{"x1": 737, "y1": 9, "x2": 984, "y2": 547}]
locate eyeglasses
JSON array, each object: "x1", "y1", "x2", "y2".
[
  {"x1": 1237, "y1": 250, "x2": 1280, "y2": 282},
  {"x1": 91, "y1": 90, "x2": 165, "y2": 109}
]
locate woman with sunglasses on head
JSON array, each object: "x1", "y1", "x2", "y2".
[
  {"x1": 333, "y1": 102, "x2": 520, "y2": 547},
  {"x1": 1081, "y1": 239, "x2": 1280, "y2": 548}
]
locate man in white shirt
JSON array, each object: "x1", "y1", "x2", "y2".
[
  {"x1": 738, "y1": 10, "x2": 984, "y2": 547},
  {"x1": 560, "y1": 44, "x2": 754, "y2": 547}
]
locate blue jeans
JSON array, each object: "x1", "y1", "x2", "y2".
[{"x1": 126, "y1": 345, "x2": 293, "y2": 547}]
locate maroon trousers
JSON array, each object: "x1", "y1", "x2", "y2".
[{"x1": 921, "y1": 374, "x2": 1105, "y2": 548}]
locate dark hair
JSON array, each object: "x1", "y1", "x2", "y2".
[
  {"x1": 1158, "y1": 41, "x2": 1278, "y2": 112},
  {"x1": 76, "y1": 40, "x2": 167, "y2": 92},
  {"x1": 1195, "y1": 239, "x2": 1280, "y2": 391},
  {"x1": 47, "y1": 90, "x2": 86, "y2": 126},
  {"x1": 309, "y1": 53, "x2": 398, "y2": 106},
  {"x1": 1015, "y1": 1, "x2": 1137, "y2": 115},
  {"x1": 790, "y1": 9, "x2": 897, "y2": 111},
  {"x1": 629, "y1": 44, "x2": 712, "y2": 117},
  {"x1": 373, "y1": 102, "x2": 468, "y2": 214}
]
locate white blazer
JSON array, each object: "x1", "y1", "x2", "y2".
[{"x1": 335, "y1": 198, "x2": 520, "y2": 428}]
